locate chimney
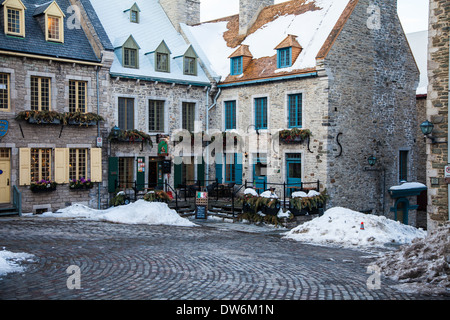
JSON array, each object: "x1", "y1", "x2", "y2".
[
  {"x1": 239, "y1": 0, "x2": 274, "y2": 35},
  {"x1": 160, "y1": 0, "x2": 200, "y2": 32}
]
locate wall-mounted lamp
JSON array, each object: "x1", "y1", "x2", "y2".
[
  {"x1": 420, "y1": 120, "x2": 446, "y2": 144},
  {"x1": 368, "y1": 156, "x2": 377, "y2": 167}
]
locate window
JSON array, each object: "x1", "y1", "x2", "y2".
[
  {"x1": 254, "y1": 97, "x2": 267, "y2": 130},
  {"x1": 156, "y1": 53, "x2": 169, "y2": 72},
  {"x1": 224, "y1": 100, "x2": 236, "y2": 130},
  {"x1": 225, "y1": 154, "x2": 236, "y2": 183},
  {"x1": 69, "y1": 81, "x2": 87, "y2": 113},
  {"x1": 277, "y1": 48, "x2": 292, "y2": 68},
  {"x1": 399, "y1": 151, "x2": 409, "y2": 182},
  {"x1": 118, "y1": 97, "x2": 134, "y2": 130},
  {"x1": 31, "y1": 149, "x2": 52, "y2": 182},
  {"x1": 69, "y1": 149, "x2": 87, "y2": 181},
  {"x1": 182, "y1": 102, "x2": 195, "y2": 132},
  {"x1": 130, "y1": 10, "x2": 139, "y2": 23},
  {"x1": 124, "y1": 48, "x2": 138, "y2": 68},
  {"x1": 184, "y1": 56, "x2": 196, "y2": 76},
  {"x1": 119, "y1": 157, "x2": 134, "y2": 189},
  {"x1": 231, "y1": 57, "x2": 243, "y2": 75},
  {"x1": 3, "y1": 0, "x2": 26, "y2": 37},
  {"x1": 288, "y1": 93, "x2": 302, "y2": 128},
  {"x1": 0, "y1": 73, "x2": 10, "y2": 111},
  {"x1": 31, "y1": 76, "x2": 51, "y2": 111},
  {"x1": 47, "y1": 15, "x2": 62, "y2": 42},
  {"x1": 149, "y1": 100, "x2": 165, "y2": 132}
]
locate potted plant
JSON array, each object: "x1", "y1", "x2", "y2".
[
  {"x1": 30, "y1": 180, "x2": 57, "y2": 193},
  {"x1": 110, "y1": 191, "x2": 130, "y2": 207},
  {"x1": 289, "y1": 190, "x2": 328, "y2": 216},
  {"x1": 16, "y1": 110, "x2": 65, "y2": 125},
  {"x1": 108, "y1": 128, "x2": 153, "y2": 147},
  {"x1": 69, "y1": 178, "x2": 94, "y2": 190},
  {"x1": 279, "y1": 128, "x2": 312, "y2": 144},
  {"x1": 143, "y1": 190, "x2": 173, "y2": 204},
  {"x1": 238, "y1": 189, "x2": 260, "y2": 214},
  {"x1": 65, "y1": 112, "x2": 104, "y2": 126}
]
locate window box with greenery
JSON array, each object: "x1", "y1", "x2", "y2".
[
  {"x1": 64, "y1": 112, "x2": 104, "y2": 126},
  {"x1": 16, "y1": 110, "x2": 64, "y2": 125},
  {"x1": 279, "y1": 128, "x2": 312, "y2": 144},
  {"x1": 108, "y1": 128, "x2": 153, "y2": 146},
  {"x1": 289, "y1": 190, "x2": 328, "y2": 216},
  {"x1": 30, "y1": 180, "x2": 57, "y2": 193},
  {"x1": 69, "y1": 178, "x2": 94, "y2": 190}
]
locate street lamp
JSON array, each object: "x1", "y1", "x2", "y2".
[
  {"x1": 368, "y1": 156, "x2": 377, "y2": 167},
  {"x1": 420, "y1": 120, "x2": 434, "y2": 136}
]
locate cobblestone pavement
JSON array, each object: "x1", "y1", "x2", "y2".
[{"x1": 0, "y1": 216, "x2": 447, "y2": 301}]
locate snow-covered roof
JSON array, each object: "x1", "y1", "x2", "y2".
[
  {"x1": 89, "y1": 0, "x2": 210, "y2": 86},
  {"x1": 182, "y1": 0, "x2": 353, "y2": 84},
  {"x1": 406, "y1": 31, "x2": 428, "y2": 96}
]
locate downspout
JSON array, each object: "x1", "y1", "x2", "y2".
[
  {"x1": 447, "y1": 36, "x2": 450, "y2": 221},
  {"x1": 96, "y1": 66, "x2": 101, "y2": 210},
  {"x1": 205, "y1": 86, "x2": 221, "y2": 183}
]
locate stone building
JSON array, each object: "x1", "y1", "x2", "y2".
[
  {"x1": 425, "y1": 0, "x2": 449, "y2": 231},
  {"x1": 182, "y1": 0, "x2": 422, "y2": 223},
  {"x1": 0, "y1": 0, "x2": 113, "y2": 214},
  {"x1": 88, "y1": 0, "x2": 213, "y2": 198}
]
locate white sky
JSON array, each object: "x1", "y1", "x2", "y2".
[{"x1": 200, "y1": 0, "x2": 429, "y2": 34}]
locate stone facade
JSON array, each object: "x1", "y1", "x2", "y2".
[
  {"x1": 239, "y1": 0, "x2": 274, "y2": 35},
  {"x1": 426, "y1": 0, "x2": 449, "y2": 231},
  {"x1": 159, "y1": 0, "x2": 200, "y2": 31}
]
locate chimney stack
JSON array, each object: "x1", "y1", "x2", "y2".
[
  {"x1": 160, "y1": 0, "x2": 200, "y2": 32},
  {"x1": 239, "y1": 0, "x2": 274, "y2": 35}
]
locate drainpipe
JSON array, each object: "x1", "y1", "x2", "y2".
[
  {"x1": 205, "y1": 86, "x2": 221, "y2": 183},
  {"x1": 447, "y1": 36, "x2": 450, "y2": 221},
  {"x1": 96, "y1": 66, "x2": 101, "y2": 210}
]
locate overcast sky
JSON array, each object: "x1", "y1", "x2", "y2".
[{"x1": 200, "y1": 0, "x2": 429, "y2": 34}]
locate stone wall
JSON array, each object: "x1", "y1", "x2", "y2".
[
  {"x1": 238, "y1": 0, "x2": 274, "y2": 35},
  {"x1": 426, "y1": 0, "x2": 449, "y2": 231},
  {"x1": 160, "y1": 0, "x2": 200, "y2": 31},
  {"x1": 0, "y1": 54, "x2": 112, "y2": 213},
  {"x1": 324, "y1": 0, "x2": 420, "y2": 220}
]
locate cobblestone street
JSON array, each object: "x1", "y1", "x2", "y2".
[{"x1": 0, "y1": 216, "x2": 446, "y2": 301}]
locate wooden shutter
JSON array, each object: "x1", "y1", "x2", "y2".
[
  {"x1": 196, "y1": 156, "x2": 205, "y2": 187},
  {"x1": 55, "y1": 148, "x2": 69, "y2": 184},
  {"x1": 235, "y1": 153, "x2": 243, "y2": 185},
  {"x1": 19, "y1": 148, "x2": 31, "y2": 186},
  {"x1": 136, "y1": 157, "x2": 145, "y2": 191},
  {"x1": 215, "y1": 163, "x2": 223, "y2": 184},
  {"x1": 90, "y1": 148, "x2": 102, "y2": 183},
  {"x1": 108, "y1": 157, "x2": 119, "y2": 193},
  {"x1": 174, "y1": 158, "x2": 182, "y2": 188}
]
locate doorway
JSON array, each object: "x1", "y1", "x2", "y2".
[
  {"x1": 286, "y1": 153, "x2": 302, "y2": 196},
  {"x1": 0, "y1": 148, "x2": 11, "y2": 204},
  {"x1": 395, "y1": 198, "x2": 409, "y2": 225}
]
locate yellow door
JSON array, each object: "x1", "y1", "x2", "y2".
[{"x1": 0, "y1": 160, "x2": 11, "y2": 203}]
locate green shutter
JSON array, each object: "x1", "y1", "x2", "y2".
[
  {"x1": 108, "y1": 157, "x2": 119, "y2": 193},
  {"x1": 235, "y1": 153, "x2": 243, "y2": 185},
  {"x1": 215, "y1": 163, "x2": 223, "y2": 184},
  {"x1": 174, "y1": 157, "x2": 182, "y2": 188},
  {"x1": 157, "y1": 162, "x2": 164, "y2": 188},
  {"x1": 136, "y1": 157, "x2": 145, "y2": 191},
  {"x1": 197, "y1": 156, "x2": 205, "y2": 187}
]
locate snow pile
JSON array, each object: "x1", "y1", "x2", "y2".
[
  {"x1": 244, "y1": 188, "x2": 258, "y2": 197},
  {"x1": 375, "y1": 223, "x2": 450, "y2": 295},
  {"x1": 292, "y1": 190, "x2": 321, "y2": 198},
  {"x1": 260, "y1": 190, "x2": 278, "y2": 199},
  {"x1": 284, "y1": 207, "x2": 426, "y2": 248},
  {"x1": 0, "y1": 249, "x2": 33, "y2": 279},
  {"x1": 44, "y1": 200, "x2": 196, "y2": 227}
]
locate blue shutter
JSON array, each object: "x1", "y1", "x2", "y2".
[
  {"x1": 235, "y1": 153, "x2": 243, "y2": 185},
  {"x1": 215, "y1": 163, "x2": 223, "y2": 183}
]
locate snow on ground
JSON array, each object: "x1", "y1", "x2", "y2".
[
  {"x1": 41, "y1": 200, "x2": 197, "y2": 227},
  {"x1": 0, "y1": 249, "x2": 33, "y2": 279},
  {"x1": 375, "y1": 223, "x2": 450, "y2": 296},
  {"x1": 284, "y1": 207, "x2": 426, "y2": 248}
]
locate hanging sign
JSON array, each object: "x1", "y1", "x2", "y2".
[
  {"x1": 0, "y1": 120, "x2": 8, "y2": 137},
  {"x1": 445, "y1": 166, "x2": 450, "y2": 178},
  {"x1": 158, "y1": 140, "x2": 168, "y2": 157}
]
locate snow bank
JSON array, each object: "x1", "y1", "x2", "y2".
[
  {"x1": 244, "y1": 188, "x2": 258, "y2": 197},
  {"x1": 284, "y1": 207, "x2": 426, "y2": 248},
  {"x1": 0, "y1": 249, "x2": 33, "y2": 279},
  {"x1": 375, "y1": 224, "x2": 450, "y2": 295},
  {"x1": 44, "y1": 200, "x2": 196, "y2": 227}
]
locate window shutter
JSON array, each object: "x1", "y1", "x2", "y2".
[
  {"x1": 215, "y1": 163, "x2": 223, "y2": 184},
  {"x1": 196, "y1": 156, "x2": 205, "y2": 187},
  {"x1": 235, "y1": 153, "x2": 243, "y2": 185},
  {"x1": 136, "y1": 157, "x2": 145, "y2": 191},
  {"x1": 19, "y1": 148, "x2": 31, "y2": 186},
  {"x1": 91, "y1": 148, "x2": 102, "y2": 183},
  {"x1": 174, "y1": 158, "x2": 182, "y2": 188},
  {"x1": 55, "y1": 148, "x2": 69, "y2": 184},
  {"x1": 108, "y1": 157, "x2": 119, "y2": 193}
]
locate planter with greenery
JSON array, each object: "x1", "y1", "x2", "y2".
[
  {"x1": 279, "y1": 128, "x2": 312, "y2": 144},
  {"x1": 110, "y1": 191, "x2": 130, "y2": 207},
  {"x1": 30, "y1": 180, "x2": 57, "y2": 193},
  {"x1": 69, "y1": 178, "x2": 94, "y2": 190},
  {"x1": 16, "y1": 110, "x2": 65, "y2": 125},
  {"x1": 108, "y1": 129, "x2": 153, "y2": 146},
  {"x1": 143, "y1": 190, "x2": 173, "y2": 204},
  {"x1": 65, "y1": 112, "x2": 104, "y2": 126},
  {"x1": 289, "y1": 190, "x2": 328, "y2": 216}
]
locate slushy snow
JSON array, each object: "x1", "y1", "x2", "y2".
[
  {"x1": 43, "y1": 200, "x2": 196, "y2": 227},
  {"x1": 0, "y1": 249, "x2": 33, "y2": 279},
  {"x1": 284, "y1": 207, "x2": 426, "y2": 248}
]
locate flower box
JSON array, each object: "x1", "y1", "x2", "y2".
[
  {"x1": 27, "y1": 117, "x2": 62, "y2": 125},
  {"x1": 65, "y1": 112, "x2": 104, "y2": 127},
  {"x1": 16, "y1": 111, "x2": 65, "y2": 125},
  {"x1": 30, "y1": 180, "x2": 57, "y2": 193},
  {"x1": 69, "y1": 178, "x2": 94, "y2": 190},
  {"x1": 279, "y1": 129, "x2": 312, "y2": 144}
]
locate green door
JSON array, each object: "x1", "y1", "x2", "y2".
[{"x1": 108, "y1": 157, "x2": 119, "y2": 193}]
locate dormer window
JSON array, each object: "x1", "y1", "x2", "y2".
[
  {"x1": 228, "y1": 45, "x2": 253, "y2": 76},
  {"x1": 275, "y1": 35, "x2": 302, "y2": 69},
  {"x1": 153, "y1": 41, "x2": 171, "y2": 73},
  {"x1": 3, "y1": 0, "x2": 26, "y2": 37},
  {"x1": 125, "y1": 3, "x2": 140, "y2": 24},
  {"x1": 183, "y1": 46, "x2": 198, "y2": 76},
  {"x1": 33, "y1": 1, "x2": 65, "y2": 43},
  {"x1": 120, "y1": 35, "x2": 140, "y2": 69}
]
